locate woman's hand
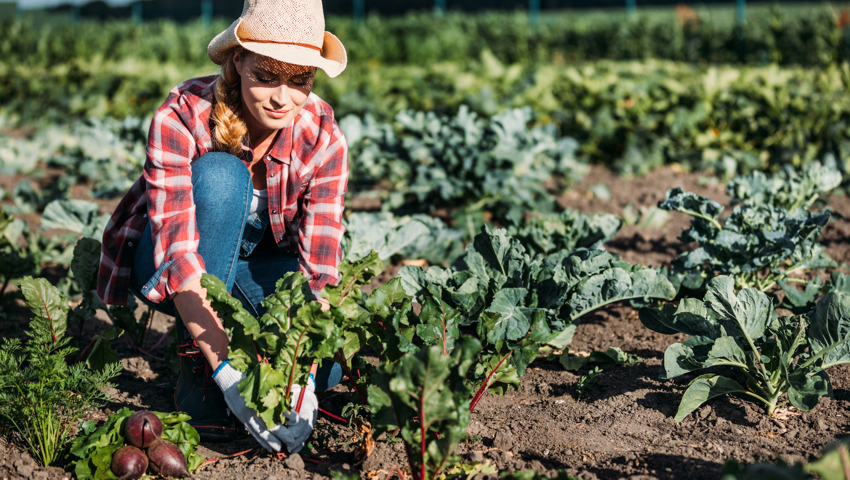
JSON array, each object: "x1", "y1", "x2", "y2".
[
  {"x1": 212, "y1": 362, "x2": 284, "y2": 452},
  {"x1": 174, "y1": 277, "x2": 230, "y2": 370},
  {"x1": 318, "y1": 298, "x2": 330, "y2": 312}
]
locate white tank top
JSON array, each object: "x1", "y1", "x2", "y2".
[{"x1": 250, "y1": 189, "x2": 268, "y2": 215}]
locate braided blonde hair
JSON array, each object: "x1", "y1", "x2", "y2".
[{"x1": 211, "y1": 48, "x2": 248, "y2": 155}]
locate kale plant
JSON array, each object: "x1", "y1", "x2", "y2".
[
  {"x1": 505, "y1": 207, "x2": 622, "y2": 256},
  {"x1": 0, "y1": 277, "x2": 122, "y2": 466},
  {"x1": 659, "y1": 188, "x2": 834, "y2": 294},
  {"x1": 726, "y1": 161, "x2": 841, "y2": 211},
  {"x1": 640, "y1": 276, "x2": 850, "y2": 420}
]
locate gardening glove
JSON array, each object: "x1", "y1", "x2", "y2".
[
  {"x1": 269, "y1": 374, "x2": 318, "y2": 453},
  {"x1": 212, "y1": 361, "x2": 282, "y2": 453}
]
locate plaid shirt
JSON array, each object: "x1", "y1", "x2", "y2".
[{"x1": 97, "y1": 75, "x2": 348, "y2": 306}]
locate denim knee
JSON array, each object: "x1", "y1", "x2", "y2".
[{"x1": 191, "y1": 152, "x2": 252, "y2": 209}]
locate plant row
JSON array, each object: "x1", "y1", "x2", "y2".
[
  {"x1": 5, "y1": 59, "x2": 850, "y2": 181},
  {"x1": 5, "y1": 5, "x2": 850, "y2": 68}
]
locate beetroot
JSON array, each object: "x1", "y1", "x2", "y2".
[
  {"x1": 110, "y1": 445, "x2": 148, "y2": 480},
  {"x1": 124, "y1": 411, "x2": 163, "y2": 448},
  {"x1": 146, "y1": 439, "x2": 190, "y2": 478}
]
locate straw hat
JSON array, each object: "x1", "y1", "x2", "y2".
[{"x1": 208, "y1": 0, "x2": 347, "y2": 78}]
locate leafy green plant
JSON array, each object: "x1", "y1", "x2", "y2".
[
  {"x1": 505, "y1": 208, "x2": 622, "y2": 256},
  {"x1": 0, "y1": 209, "x2": 36, "y2": 302},
  {"x1": 342, "y1": 106, "x2": 586, "y2": 227},
  {"x1": 69, "y1": 407, "x2": 204, "y2": 480},
  {"x1": 342, "y1": 212, "x2": 464, "y2": 265},
  {"x1": 0, "y1": 277, "x2": 121, "y2": 466},
  {"x1": 202, "y1": 272, "x2": 341, "y2": 429},
  {"x1": 201, "y1": 253, "x2": 382, "y2": 429},
  {"x1": 640, "y1": 276, "x2": 850, "y2": 420},
  {"x1": 368, "y1": 336, "x2": 482, "y2": 480},
  {"x1": 576, "y1": 366, "x2": 603, "y2": 400},
  {"x1": 658, "y1": 187, "x2": 834, "y2": 294},
  {"x1": 399, "y1": 225, "x2": 675, "y2": 411},
  {"x1": 726, "y1": 161, "x2": 842, "y2": 211}
]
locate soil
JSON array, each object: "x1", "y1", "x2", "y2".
[{"x1": 3, "y1": 165, "x2": 850, "y2": 480}]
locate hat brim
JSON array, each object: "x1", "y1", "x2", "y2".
[{"x1": 208, "y1": 19, "x2": 347, "y2": 78}]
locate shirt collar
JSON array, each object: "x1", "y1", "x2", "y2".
[{"x1": 239, "y1": 119, "x2": 294, "y2": 164}]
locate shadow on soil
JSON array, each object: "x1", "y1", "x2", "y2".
[{"x1": 589, "y1": 453, "x2": 721, "y2": 480}]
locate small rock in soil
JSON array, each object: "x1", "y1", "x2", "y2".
[
  {"x1": 786, "y1": 429, "x2": 799, "y2": 439},
  {"x1": 283, "y1": 453, "x2": 305, "y2": 470},
  {"x1": 469, "y1": 451, "x2": 484, "y2": 463},
  {"x1": 817, "y1": 418, "x2": 828, "y2": 431},
  {"x1": 537, "y1": 383, "x2": 552, "y2": 396},
  {"x1": 493, "y1": 430, "x2": 514, "y2": 451},
  {"x1": 699, "y1": 406, "x2": 711, "y2": 419},
  {"x1": 266, "y1": 476, "x2": 282, "y2": 480}
]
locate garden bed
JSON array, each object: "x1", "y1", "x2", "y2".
[{"x1": 2, "y1": 165, "x2": 849, "y2": 480}]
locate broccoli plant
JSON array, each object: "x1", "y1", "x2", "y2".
[
  {"x1": 368, "y1": 336, "x2": 482, "y2": 480},
  {"x1": 640, "y1": 276, "x2": 850, "y2": 420},
  {"x1": 658, "y1": 188, "x2": 834, "y2": 295}
]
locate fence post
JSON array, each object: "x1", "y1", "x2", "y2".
[
  {"x1": 132, "y1": 2, "x2": 143, "y2": 24},
  {"x1": 202, "y1": 0, "x2": 213, "y2": 26},
  {"x1": 435, "y1": 0, "x2": 445, "y2": 16},
  {"x1": 736, "y1": 0, "x2": 746, "y2": 24},
  {"x1": 626, "y1": 0, "x2": 636, "y2": 18},
  {"x1": 529, "y1": 0, "x2": 539, "y2": 25},
  {"x1": 354, "y1": 0, "x2": 364, "y2": 22}
]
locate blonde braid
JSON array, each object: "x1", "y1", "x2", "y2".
[{"x1": 211, "y1": 49, "x2": 248, "y2": 155}]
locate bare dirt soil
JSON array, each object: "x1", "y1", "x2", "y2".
[{"x1": 3, "y1": 165, "x2": 850, "y2": 480}]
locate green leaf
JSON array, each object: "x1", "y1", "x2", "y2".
[
  {"x1": 705, "y1": 276, "x2": 771, "y2": 341},
  {"x1": 675, "y1": 374, "x2": 746, "y2": 422},
  {"x1": 807, "y1": 292, "x2": 850, "y2": 368},
  {"x1": 786, "y1": 370, "x2": 830, "y2": 411},
  {"x1": 485, "y1": 288, "x2": 532, "y2": 343},
  {"x1": 40, "y1": 199, "x2": 109, "y2": 238},
  {"x1": 416, "y1": 285, "x2": 461, "y2": 353},
  {"x1": 369, "y1": 336, "x2": 482, "y2": 479},
  {"x1": 71, "y1": 238, "x2": 101, "y2": 292},
  {"x1": 84, "y1": 328, "x2": 123, "y2": 372},
  {"x1": 19, "y1": 276, "x2": 70, "y2": 348},
  {"x1": 704, "y1": 336, "x2": 748, "y2": 369}
]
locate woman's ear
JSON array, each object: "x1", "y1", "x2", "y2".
[{"x1": 233, "y1": 49, "x2": 245, "y2": 75}]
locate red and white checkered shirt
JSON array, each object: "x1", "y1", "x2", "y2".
[{"x1": 97, "y1": 75, "x2": 348, "y2": 306}]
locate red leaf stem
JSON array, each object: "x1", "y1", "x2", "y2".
[
  {"x1": 469, "y1": 352, "x2": 511, "y2": 412},
  {"x1": 318, "y1": 407, "x2": 347, "y2": 424},
  {"x1": 334, "y1": 351, "x2": 369, "y2": 406}
]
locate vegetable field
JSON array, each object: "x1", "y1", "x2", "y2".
[{"x1": 5, "y1": 5, "x2": 850, "y2": 480}]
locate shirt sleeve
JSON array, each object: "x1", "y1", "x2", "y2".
[
  {"x1": 297, "y1": 118, "x2": 349, "y2": 298},
  {"x1": 142, "y1": 92, "x2": 206, "y2": 303}
]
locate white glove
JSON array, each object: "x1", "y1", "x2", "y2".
[
  {"x1": 269, "y1": 375, "x2": 318, "y2": 453},
  {"x1": 212, "y1": 362, "x2": 282, "y2": 452}
]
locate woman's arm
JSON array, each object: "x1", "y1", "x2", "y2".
[{"x1": 173, "y1": 278, "x2": 229, "y2": 370}]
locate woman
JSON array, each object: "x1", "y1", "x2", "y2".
[{"x1": 97, "y1": 0, "x2": 348, "y2": 454}]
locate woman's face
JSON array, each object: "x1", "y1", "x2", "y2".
[{"x1": 233, "y1": 50, "x2": 316, "y2": 135}]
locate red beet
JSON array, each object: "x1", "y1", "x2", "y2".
[
  {"x1": 110, "y1": 445, "x2": 148, "y2": 480},
  {"x1": 124, "y1": 411, "x2": 163, "y2": 448},
  {"x1": 147, "y1": 439, "x2": 190, "y2": 478}
]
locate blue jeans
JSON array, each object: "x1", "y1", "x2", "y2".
[{"x1": 129, "y1": 152, "x2": 341, "y2": 392}]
